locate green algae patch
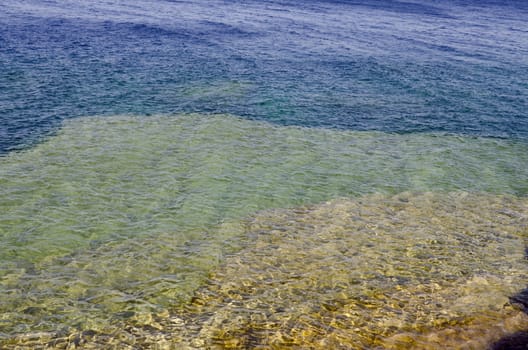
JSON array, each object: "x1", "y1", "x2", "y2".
[{"x1": 1, "y1": 114, "x2": 528, "y2": 342}]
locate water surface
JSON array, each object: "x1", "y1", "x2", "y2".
[{"x1": 1, "y1": 0, "x2": 528, "y2": 348}]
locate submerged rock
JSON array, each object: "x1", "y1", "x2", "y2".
[
  {"x1": 177, "y1": 192, "x2": 528, "y2": 349},
  {"x1": 491, "y1": 331, "x2": 528, "y2": 350},
  {"x1": 511, "y1": 288, "x2": 528, "y2": 313}
]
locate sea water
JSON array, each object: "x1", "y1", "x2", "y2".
[{"x1": 1, "y1": 0, "x2": 528, "y2": 348}]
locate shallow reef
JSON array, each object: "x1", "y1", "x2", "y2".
[{"x1": 3, "y1": 191, "x2": 528, "y2": 349}]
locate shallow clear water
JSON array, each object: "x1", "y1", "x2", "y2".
[
  {"x1": 181, "y1": 192, "x2": 528, "y2": 349},
  {"x1": 1, "y1": 115, "x2": 528, "y2": 348},
  {"x1": 1, "y1": 0, "x2": 528, "y2": 348}
]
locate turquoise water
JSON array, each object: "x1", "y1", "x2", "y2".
[
  {"x1": 1, "y1": 0, "x2": 528, "y2": 348},
  {"x1": 3, "y1": 115, "x2": 527, "y2": 264}
]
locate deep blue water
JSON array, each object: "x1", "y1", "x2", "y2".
[{"x1": 1, "y1": 0, "x2": 528, "y2": 154}]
